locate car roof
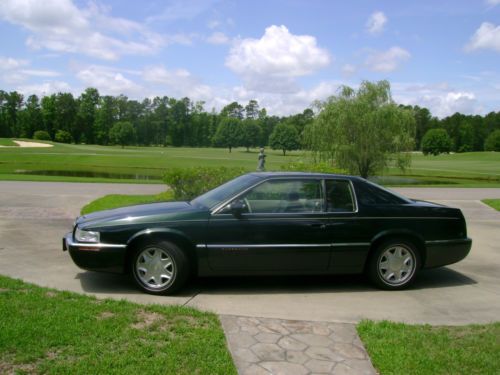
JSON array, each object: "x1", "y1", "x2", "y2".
[{"x1": 248, "y1": 171, "x2": 361, "y2": 180}]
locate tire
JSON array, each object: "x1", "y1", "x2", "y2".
[
  {"x1": 131, "y1": 240, "x2": 189, "y2": 295},
  {"x1": 367, "y1": 239, "x2": 420, "y2": 290}
]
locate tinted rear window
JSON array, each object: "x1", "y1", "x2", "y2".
[{"x1": 355, "y1": 180, "x2": 408, "y2": 205}]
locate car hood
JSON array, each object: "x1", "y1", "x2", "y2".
[{"x1": 77, "y1": 201, "x2": 207, "y2": 228}]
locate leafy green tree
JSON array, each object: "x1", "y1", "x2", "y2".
[
  {"x1": 245, "y1": 100, "x2": 259, "y2": 119},
  {"x1": 19, "y1": 95, "x2": 42, "y2": 138},
  {"x1": 76, "y1": 88, "x2": 99, "y2": 144},
  {"x1": 54, "y1": 129, "x2": 73, "y2": 143},
  {"x1": 41, "y1": 95, "x2": 57, "y2": 139},
  {"x1": 269, "y1": 123, "x2": 300, "y2": 156},
  {"x1": 421, "y1": 128, "x2": 452, "y2": 155},
  {"x1": 220, "y1": 102, "x2": 244, "y2": 119},
  {"x1": 54, "y1": 93, "x2": 77, "y2": 140},
  {"x1": 109, "y1": 121, "x2": 136, "y2": 148},
  {"x1": 305, "y1": 80, "x2": 415, "y2": 178},
  {"x1": 484, "y1": 130, "x2": 500, "y2": 151},
  {"x1": 241, "y1": 119, "x2": 261, "y2": 151},
  {"x1": 94, "y1": 96, "x2": 117, "y2": 144},
  {"x1": 33, "y1": 130, "x2": 51, "y2": 141},
  {"x1": 213, "y1": 117, "x2": 242, "y2": 152}
]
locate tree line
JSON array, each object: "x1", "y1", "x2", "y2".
[{"x1": 0, "y1": 87, "x2": 499, "y2": 154}]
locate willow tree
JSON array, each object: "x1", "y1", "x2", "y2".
[{"x1": 305, "y1": 80, "x2": 415, "y2": 178}]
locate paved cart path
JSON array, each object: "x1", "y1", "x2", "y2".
[{"x1": 0, "y1": 181, "x2": 499, "y2": 325}]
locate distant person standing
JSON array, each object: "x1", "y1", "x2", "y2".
[{"x1": 257, "y1": 148, "x2": 266, "y2": 171}]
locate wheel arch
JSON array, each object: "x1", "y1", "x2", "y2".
[
  {"x1": 124, "y1": 228, "x2": 197, "y2": 274},
  {"x1": 365, "y1": 230, "x2": 427, "y2": 271}
]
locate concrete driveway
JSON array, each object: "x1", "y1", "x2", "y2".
[{"x1": 1, "y1": 181, "x2": 499, "y2": 325}]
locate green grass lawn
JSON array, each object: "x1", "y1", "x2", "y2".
[
  {"x1": 0, "y1": 275, "x2": 236, "y2": 375},
  {"x1": 358, "y1": 320, "x2": 500, "y2": 375},
  {"x1": 0, "y1": 138, "x2": 18, "y2": 146},
  {"x1": 482, "y1": 199, "x2": 500, "y2": 211},
  {"x1": 81, "y1": 191, "x2": 174, "y2": 215},
  {"x1": 1, "y1": 140, "x2": 499, "y2": 186}
]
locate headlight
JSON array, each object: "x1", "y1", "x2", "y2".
[{"x1": 75, "y1": 227, "x2": 100, "y2": 243}]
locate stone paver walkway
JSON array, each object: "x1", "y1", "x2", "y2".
[{"x1": 220, "y1": 315, "x2": 377, "y2": 375}]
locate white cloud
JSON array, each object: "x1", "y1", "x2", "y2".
[
  {"x1": 366, "y1": 11, "x2": 387, "y2": 35},
  {"x1": 17, "y1": 81, "x2": 72, "y2": 96},
  {"x1": 143, "y1": 66, "x2": 213, "y2": 101},
  {"x1": 226, "y1": 25, "x2": 331, "y2": 93},
  {"x1": 0, "y1": 57, "x2": 29, "y2": 70},
  {"x1": 486, "y1": 0, "x2": 500, "y2": 6},
  {"x1": 465, "y1": 22, "x2": 500, "y2": 52},
  {"x1": 207, "y1": 31, "x2": 230, "y2": 45},
  {"x1": 365, "y1": 47, "x2": 411, "y2": 72},
  {"x1": 393, "y1": 82, "x2": 480, "y2": 118},
  {"x1": 0, "y1": 0, "x2": 169, "y2": 60},
  {"x1": 0, "y1": 57, "x2": 59, "y2": 84},
  {"x1": 75, "y1": 65, "x2": 144, "y2": 96},
  {"x1": 341, "y1": 64, "x2": 356, "y2": 77}
]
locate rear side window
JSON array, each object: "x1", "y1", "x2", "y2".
[
  {"x1": 355, "y1": 181, "x2": 407, "y2": 205},
  {"x1": 325, "y1": 180, "x2": 355, "y2": 212}
]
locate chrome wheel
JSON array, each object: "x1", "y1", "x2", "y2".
[
  {"x1": 135, "y1": 247, "x2": 176, "y2": 289},
  {"x1": 378, "y1": 245, "x2": 416, "y2": 286}
]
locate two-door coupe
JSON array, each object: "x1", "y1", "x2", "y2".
[{"x1": 63, "y1": 172, "x2": 472, "y2": 294}]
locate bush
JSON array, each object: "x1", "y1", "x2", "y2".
[
  {"x1": 164, "y1": 166, "x2": 248, "y2": 200},
  {"x1": 54, "y1": 130, "x2": 73, "y2": 143},
  {"x1": 484, "y1": 130, "x2": 500, "y2": 152},
  {"x1": 421, "y1": 128, "x2": 452, "y2": 155},
  {"x1": 280, "y1": 161, "x2": 346, "y2": 174},
  {"x1": 33, "y1": 130, "x2": 51, "y2": 141}
]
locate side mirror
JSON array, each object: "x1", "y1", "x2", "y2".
[{"x1": 229, "y1": 199, "x2": 247, "y2": 217}]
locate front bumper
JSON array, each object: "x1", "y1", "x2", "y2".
[
  {"x1": 424, "y1": 237, "x2": 472, "y2": 268},
  {"x1": 63, "y1": 232, "x2": 127, "y2": 273}
]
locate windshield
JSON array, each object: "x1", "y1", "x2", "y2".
[{"x1": 190, "y1": 174, "x2": 262, "y2": 209}]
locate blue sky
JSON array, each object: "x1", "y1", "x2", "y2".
[{"x1": 0, "y1": 0, "x2": 499, "y2": 117}]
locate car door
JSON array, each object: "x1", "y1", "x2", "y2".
[
  {"x1": 206, "y1": 178, "x2": 331, "y2": 273},
  {"x1": 322, "y1": 178, "x2": 371, "y2": 273}
]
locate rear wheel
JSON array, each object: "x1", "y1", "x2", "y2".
[
  {"x1": 367, "y1": 239, "x2": 420, "y2": 290},
  {"x1": 131, "y1": 240, "x2": 189, "y2": 295}
]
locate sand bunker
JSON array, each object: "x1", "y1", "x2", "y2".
[{"x1": 0, "y1": 140, "x2": 53, "y2": 148}]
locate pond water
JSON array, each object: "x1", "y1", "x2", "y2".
[{"x1": 15, "y1": 170, "x2": 159, "y2": 180}]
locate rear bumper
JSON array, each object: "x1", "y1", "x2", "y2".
[
  {"x1": 424, "y1": 238, "x2": 472, "y2": 268},
  {"x1": 63, "y1": 232, "x2": 127, "y2": 273}
]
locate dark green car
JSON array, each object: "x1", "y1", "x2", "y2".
[{"x1": 63, "y1": 172, "x2": 472, "y2": 294}]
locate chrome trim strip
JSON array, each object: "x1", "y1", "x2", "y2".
[
  {"x1": 332, "y1": 242, "x2": 370, "y2": 247},
  {"x1": 206, "y1": 244, "x2": 331, "y2": 249},
  {"x1": 65, "y1": 235, "x2": 126, "y2": 249},
  {"x1": 425, "y1": 238, "x2": 471, "y2": 245},
  {"x1": 202, "y1": 243, "x2": 370, "y2": 249}
]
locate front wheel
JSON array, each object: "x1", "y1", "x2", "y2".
[
  {"x1": 367, "y1": 240, "x2": 420, "y2": 290},
  {"x1": 131, "y1": 241, "x2": 189, "y2": 295}
]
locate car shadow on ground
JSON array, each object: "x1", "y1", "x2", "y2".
[
  {"x1": 75, "y1": 272, "x2": 200, "y2": 298},
  {"x1": 74, "y1": 267, "x2": 476, "y2": 297},
  {"x1": 192, "y1": 267, "x2": 477, "y2": 295}
]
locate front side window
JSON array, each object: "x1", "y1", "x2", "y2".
[
  {"x1": 325, "y1": 180, "x2": 355, "y2": 212},
  {"x1": 236, "y1": 179, "x2": 323, "y2": 214}
]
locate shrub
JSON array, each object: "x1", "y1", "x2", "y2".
[
  {"x1": 164, "y1": 166, "x2": 248, "y2": 200},
  {"x1": 421, "y1": 128, "x2": 452, "y2": 155},
  {"x1": 484, "y1": 130, "x2": 500, "y2": 152},
  {"x1": 54, "y1": 130, "x2": 73, "y2": 143},
  {"x1": 280, "y1": 161, "x2": 346, "y2": 174},
  {"x1": 33, "y1": 130, "x2": 51, "y2": 141}
]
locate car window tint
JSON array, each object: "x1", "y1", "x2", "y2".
[
  {"x1": 243, "y1": 179, "x2": 323, "y2": 213},
  {"x1": 325, "y1": 180, "x2": 355, "y2": 212},
  {"x1": 355, "y1": 181, "x2": 407, "y2": 205}
]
